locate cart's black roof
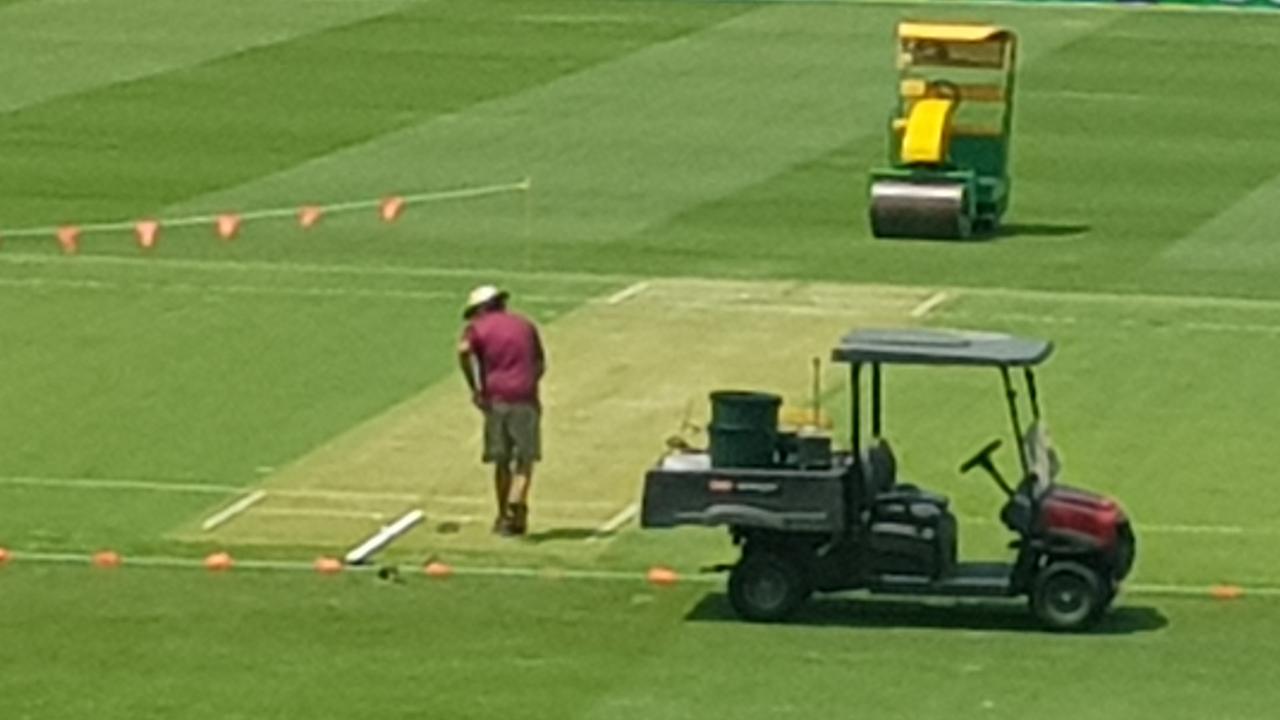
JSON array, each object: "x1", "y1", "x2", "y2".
[{"x1": 831, "y1": 328, "x2": 1052, "y2": 367}]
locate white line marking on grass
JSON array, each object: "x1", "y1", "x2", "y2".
[
  {"x1": 344, "y1": 509, "x2": 426, "y2": 565},
  {"x1": 0, "y1": 475, "x2": 245, "y2": 495},
  {"x1": 854, "y1": 0, "x2": 1280, "y2": 17},
  {"x1": 516, "y1": 13, "x2": 646, "y2": 26},
  {"x1": 422, "y1": 494, "x2": 621, "y2": 511},
  {"x1": 950, "y1": 285, "x2": 1280, "y2": 313},
  {"x1": 0, "y1": 252, "x2": 631, "y2": 286},
  {"x1": 0, "y1": 276, "x2": 590, "y2": 306},
  {"x1": 588, "y1": 502, "x2": 640, "y2": 541},
  {"x1": 0, "y1": 474, "x2": 421, "y2": 503},
  {"x1": 910, "y1": 291, "x2": 949, "y2": 318},
  {"x1": 606, "y1": 281, "x2": 650, "y2": 305},
  {"x1": 1125, "y1": 583, "x2": 1280, "y2": 598},
  {"x1": 419, "y1": 513, "x2": 603, "y2": 525},
  {"x1": 942, "y1": 310, "x2": 1280, "y2": 336},
  {"x1": 636, "y1": 299, "x2": 897, "y2": 318},
  {"x1": 14, "y1": 253, "x2": 1280, "y2": 330},
  {"x1": 8, "y1": 551, "x2": 337, "y2": 573},
  {"x1": 270, "y1": 488, "x2": 421, "y2": 502},
  {"x1": 1184, "y1": 321, "x2": 1280, "y2": 336},
  {"x1": 1140, "y1": 523, "x2": 1270, "y2": 535},
  {"x1": 254, "y1": 508, "x2": 387, "y2": 521},
  {"x1": 9, "y1": 253, "x2": 1280, "y2": 315},
  {"x1": 959, "y1": 515, "x2": 1272, "y2": 536},
  {"x1": 1025, "y1": 90, "x2": 1150, "y2": 102},
  {"x1": 11, "y1": 550, "x2": 1280, "y2": 597},
  {"x1": 0, "y1": 276, "x2": 911, "y2": 317},
  {"x1": 0, "y1": 180, "x2": 531, "y2": 239},
  {"x1": 200, "y1": 490, "x2": 267, "y2": 531}
]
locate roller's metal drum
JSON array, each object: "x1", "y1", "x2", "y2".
[{"x1": 869, "y1": 180, "x2": 972, "y2": 239}]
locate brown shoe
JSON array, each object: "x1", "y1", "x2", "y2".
[{"x1": 504, "y1": 503, "x2": 528, "y2": 536}]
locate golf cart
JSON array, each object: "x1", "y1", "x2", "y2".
[{"x1": 641, "y1": 328, "x2": 1136, "y2": 631}]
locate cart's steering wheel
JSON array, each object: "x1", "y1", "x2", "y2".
[{"x1": 960, "y1": 438, "x2": 1003, "y2": 474}]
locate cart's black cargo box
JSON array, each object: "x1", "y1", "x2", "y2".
[{"x1": 641, "y1": 453, "x2": 852, "y2": 533}]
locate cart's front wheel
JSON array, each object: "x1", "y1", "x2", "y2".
[
  {"x1": 1031, "y1": 561, "x2": 1104, "y2": 632},
  {"x1": 728, "y1": 551, "x2": 809, "y2": 622}
]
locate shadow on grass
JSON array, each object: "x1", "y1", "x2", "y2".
[
  {"x1": 879, "y1": 222, "x2": 1090, "y2": 243},
  {"x1": 521, "y1": 527, "x2": 601, "y2": 544},
  {"x1": 685, "y1": 592, "x2": 1167, "y2": 635},
  {"x1": 998, "y1": 222, "x2": 1090, "y2": 238}
]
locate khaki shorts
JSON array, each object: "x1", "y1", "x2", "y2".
[{"x1": 483, "y1": 402, "x2": 541, "y2": 464}]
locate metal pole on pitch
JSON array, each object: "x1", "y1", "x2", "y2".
[{"x1": 343, "y1": 509, "x2": 425, "y2": 565}]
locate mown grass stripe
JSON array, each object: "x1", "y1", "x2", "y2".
[
  {"x1": 638, "y1": 0, "x2": 1280, "y2": 16},
  {"x1": 0, "y1": 0, "x2": 418, "y2": 115}
]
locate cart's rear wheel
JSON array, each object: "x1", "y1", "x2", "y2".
[
  {"x1": 1031, "y1": 561, "x2": 1104, "y2": 632},
  {"x1": 728, "y1": 551, "x2": 809, "y2": 622}
]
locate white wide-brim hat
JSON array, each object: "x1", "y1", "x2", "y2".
[{"x1": 463, "y1": 285, "x2": 508, "y2": 318}]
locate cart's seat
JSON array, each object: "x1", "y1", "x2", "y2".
[{"x1": 863, "y1": 439, "x2": 950, "y2": 524}]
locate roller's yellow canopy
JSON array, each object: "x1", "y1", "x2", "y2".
[{"x1": 898, "y1": 22, "x2": 1011, "y2": 43}]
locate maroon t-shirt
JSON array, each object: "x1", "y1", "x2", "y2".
[{"x1": 463, "y1": 310, "x2": 544, "y2": 404}]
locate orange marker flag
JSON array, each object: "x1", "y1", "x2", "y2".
[
  {"x1": 57, "y1": 226, "x2": 81, "y2": 255},
  {"x1": 380, "y1": 196, "x2": 405, "y2": 223},
  {"x1": 298, "y1": 205, "x2": 323, "y2": 229},
  {"x1": 215, "y1": 214, "x2": 241, "y2": 241},
  {"x1": 423, "y1": 561, "x2": 453, "y2": 579},
  {"x1": 92, "y1": 550, "x2": 122, "y2": 569},
  {"x1": 313, "y1": 556, "x2": 343, "y2": 575},
  {"x1": 646, "y1": 566, "x2": 679, "y2": 586},
  {"x1": 135, "y1": 220, "x2": 160, "y2": 250},
  {"x1": 204, "y1": 551, "x2": 233, "y2": 571}
]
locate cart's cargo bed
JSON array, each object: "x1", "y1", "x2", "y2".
[{"x1": 641, "y1": 453, "x2": 852, "y2": 533}]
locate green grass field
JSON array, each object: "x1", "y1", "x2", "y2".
[{"x1": 3, "y1": 0, "x2": 1280, "y2": 717}]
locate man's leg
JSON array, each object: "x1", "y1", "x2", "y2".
[
  {"x1": 483, "y1": 404, "x2": 515, "y2": 533},
  {"x1": 506, "y1": 460, "x2": 533, "y2": 534},
  {"x1": 504, "y1": 404, "x2": 541, "y2": 535},
  {"x1": 493, "y1": 461, "x2": 513, "y2": 531}
]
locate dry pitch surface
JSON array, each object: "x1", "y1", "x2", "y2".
[{"x1": 182, "y1": 278, "x2": 937, "y2": 557}]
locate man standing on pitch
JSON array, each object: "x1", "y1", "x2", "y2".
[{"x1": 458, "y1": 285, "x2": 546, "y2": 536}]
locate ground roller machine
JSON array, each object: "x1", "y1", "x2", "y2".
[{"x1": 869, "y1": 22, "x2": 1017, "y2": 239}]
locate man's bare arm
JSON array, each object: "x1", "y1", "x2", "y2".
[
  {"x1": 457, "y1": 341, "x2": 477, "y2": 391},
  {"x1": 458, "y1": 340, "x2": 485, "y2": 408},
  {"x1": 533, "y1": 329, "x2": 546, "y2": 380}
]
